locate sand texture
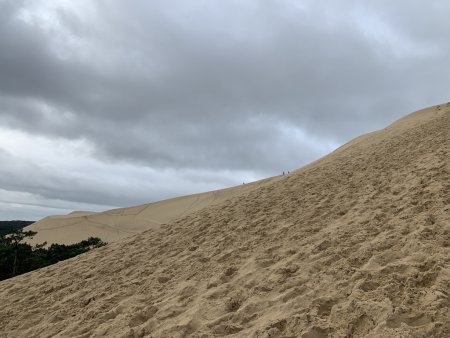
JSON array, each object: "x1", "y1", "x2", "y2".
[
  {"x1": 25, "y1": 178, "x2": 276, "y2": 245},
  {"x1": 1, "y1": 103, "x2": 449, "y2": 337}
]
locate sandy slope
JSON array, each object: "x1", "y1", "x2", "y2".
[
  {"x1": 1, "y1": 103, "x2": 449, "y2": 337},
  {"x1": 25, "y1": 177, "x2": 278, "y2": 245}
]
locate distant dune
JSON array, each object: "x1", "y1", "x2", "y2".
[
  {"x1": 25, "y1": 177, "x2": 279, "y2": 245},
  {"x1": 1, "y1": 103, "x2": 449, "y2": 337}
]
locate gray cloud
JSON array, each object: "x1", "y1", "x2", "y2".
[{"x1": 0, "y1": 0, "x2": 449, "y2": 219}]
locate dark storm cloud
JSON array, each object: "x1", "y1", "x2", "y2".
[{"x1": 0, "y1": 0, "x2": 449, "y2": 218}]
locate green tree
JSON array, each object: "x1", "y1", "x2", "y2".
[
  {"x1": 3, "y1": 229, "x2": 37, "y2": 276},
  {"x1": 0, "y1": 228, "x2": 106, "y2": 281}
]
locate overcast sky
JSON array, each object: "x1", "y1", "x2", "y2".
[{"x1": 0, "y1": 0, "x2": 449, "y2": 220}]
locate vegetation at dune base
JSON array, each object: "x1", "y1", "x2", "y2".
[
  {"x1": 0, "y1": 220, "x2": 35, "y2": 236},
  {"x1": 0, "y1": 228, "x2": 106, "y2": 281}
]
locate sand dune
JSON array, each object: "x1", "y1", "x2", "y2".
[
  {"x1": 25, "y1": 177, "x2": 279, "y2": 245},
  {"x1": 1, "y1": 103, "x2": 449, "y2": 337}
]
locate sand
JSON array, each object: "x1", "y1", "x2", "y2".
[
  {"x1": 1, "y1": 103, "x2": 449, "y2": 337},
  {"x1": 25, "y1": 177, "x2": 278, "y2": 245}
]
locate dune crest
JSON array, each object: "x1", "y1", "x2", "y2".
[{"x1": 1, "y1": 103, "x2": 449, "y2": 337}]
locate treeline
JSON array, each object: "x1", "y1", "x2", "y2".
[
  {"x1": 0, "y1": 221, "x2": 34, "y2": 236},
  {"x1": 0, "y1": 229, "x2": 106, "y2": 281}
]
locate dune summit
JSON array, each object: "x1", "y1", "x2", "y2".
[{"x1": 1, "y1": 104, "x2": 449, "y2": 337}]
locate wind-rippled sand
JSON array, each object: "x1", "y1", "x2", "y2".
[{"x1": 1, "y1": 104, "x2": 449, "y2": 337}]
